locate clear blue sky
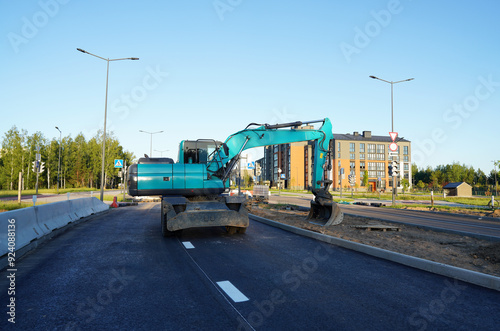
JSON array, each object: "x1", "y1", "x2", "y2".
[{"x1": 1, "y1": 0, "x2": 499, "y2": 173}]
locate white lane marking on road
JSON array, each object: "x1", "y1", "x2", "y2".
[
  {"x1": 182, "y1": 241, "x2": 195, "y2": 249},
  {"x1": 216, "y1": 281, "x2": 249, "y2": 303}
]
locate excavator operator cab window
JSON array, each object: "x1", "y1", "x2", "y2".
[{"x1": 183, "y1": 140, "x2": 221, "y2": 164}]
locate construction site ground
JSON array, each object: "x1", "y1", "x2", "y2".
[{"x1": 250, "y1": 204, "x2": 500, "y2": 278}]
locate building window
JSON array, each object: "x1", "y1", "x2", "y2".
[
  {"x1": 368, "y1": 171, "x2": 377, "y2": 177},
  {"x1": 350, "y1": 153, "x2": 355, "y2": 160},
  {"x1": 377, "y1": 144, "x2": 385, "y2": 154},
  {"x1": 360, "y1": 162, "x2": 365, "y2": 170},
  {"x1": 367, "y1": 154, "x2": 376, "y2": 160},
  {"x1": 338, "y1": 153, "x2": 340, "y2": 158},
  {"x1": 404, "y1": 163, "x2": 409, "y2": 171},
  {"x1": 360, "y1": 143, "x2": 365, "y2": 153},
  {"x1": 350, "y1": 169, "x2": 355, "y2": 176},
  {"x1": 349, "y1": 143, "x2": 355, "y2": 153},
  {"x1": 404, "y1": 155, "x2": 409, "y2": 162},
  {"x1": 350, "y1": 161, "x2": 355, "y2": 169},
  {"x1": 337, "y1": 142, "x2": 340, "y2": 151},
  {"x1": 404, "y1": 146, "x2": 408, "y2": 155},
  {"x1": 359, "y1": 154, "x2": 365, "y2": 160},
  {"x1": 368, "y1": 144, "x2": 376, "y2": 153}
]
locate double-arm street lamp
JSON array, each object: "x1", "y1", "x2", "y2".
[
  {"x1": 155, "y1": 149, "x2": 169, "y2": 157},
  {"x1": 77, "y1": 48, "x2": 139, "y2": 201},
  {"x1": 369, "y1": 75, "x2": 414, "y2": 206},
  {"x1": 55, "y1": 126, "x2": 62, "y2": 193},
  {"x1": 139, "y1": 130, "x2": 163, "y2": 157}
]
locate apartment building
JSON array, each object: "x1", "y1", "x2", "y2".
[
  {"x1": 260, "y1": 130, "x2": 411, "y2": 191},
  {"x1": 332, "y1": 131, "x2": 411, "y2": 191}
]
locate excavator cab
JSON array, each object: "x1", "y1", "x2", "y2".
[{"x1": 179, "y1": 140, "x2": 222, "y2": 164}]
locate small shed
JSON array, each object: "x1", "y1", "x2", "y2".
[{"x1": 443, "y1": 182, "x2": 472, "y2": 197}]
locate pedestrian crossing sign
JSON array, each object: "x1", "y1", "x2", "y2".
[{"x1": 114, "y1": 159, "x2": 124, "y2": 168}]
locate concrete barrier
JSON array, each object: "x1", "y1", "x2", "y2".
[
  {"x1": 69, "y1": 198, "x2": 95, "y2": 219},
  {"x1": 0, "y1": 197, "x2": 108, "y2": 258},
  {"x1": 0, "y1": 207, "x2": 47, "y2": 256},
  {"x1": 91, "y1": 197, "x2": 110, "y2": 213},
  {"x1": 35, "y1": 200, "x2": 73, "y2": 232}
]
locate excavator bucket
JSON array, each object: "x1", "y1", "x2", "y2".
[
  {"x1": 307, "y1": 180, "x2": 344, "y2": 226},
  {"x1": 307, "y1": 200, "x2": 344, "y2": 226}
]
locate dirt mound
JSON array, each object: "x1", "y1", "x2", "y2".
[
  {"x1": 491, "y1": 209, "x2": 500, "y2": 218},
  {"x1": 473, "y1": 243, "x2": 500, "y2": 264}
]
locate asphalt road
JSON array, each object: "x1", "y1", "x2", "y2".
[
  {"x1": 1, "y1": 203, "x2": 499, "y2": 330},
  {"x1": 270, "y1": 194, "x2": 500, "y2": 240}
]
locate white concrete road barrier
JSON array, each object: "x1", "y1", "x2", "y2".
[{"x1": 0, "y1": 197, "x2": 108, "y2": 258}]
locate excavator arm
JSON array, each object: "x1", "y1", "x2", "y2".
[
  {"x1": 206, "y1": 118, "x2": 343, "y2": 225},
  {"x1": 207, "y1": 119, "x2": 331, "y2": 185}
]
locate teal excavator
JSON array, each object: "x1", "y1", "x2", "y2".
[{"x1": 128, "y1": 118, "x2": 343, "y2": 236}]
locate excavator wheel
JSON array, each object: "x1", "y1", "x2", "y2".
[
  {"x1": 225, "y1": 226, "x2": 247, "y2": 234},
  {"x1": 161, "y1": 199, "x2": 177, "y2": 237},
  {"x1": 225, "y1": 226, "x2": 237, "y2": 235}
]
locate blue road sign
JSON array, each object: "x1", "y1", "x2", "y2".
[
  {"x1": 247, "y1": 162, "x2": 255, "y2": 170},
  {"x1": 114, "y1": 159, "x2": 124, "y2": 168}
]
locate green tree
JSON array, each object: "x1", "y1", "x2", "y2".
[
  {"x1": 0, "y1": 126, "x2": 136, "y2": 191},
  {"x1": 1, "y1": 126, "x2": 26, "y2": 190},
  {"x1": 401, "y1": 178, "x2": 410, "y2": 194},
  {"x1": 416, "y1": 180, "x2": 426, "y2": 190},
  {"x1": 362, "y1": 171, "x2": 368, "y2": 187}
]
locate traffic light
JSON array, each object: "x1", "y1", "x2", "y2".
[
  {"x1": 32, "y1": 161, "x2": 37, "y2": 173},
  {"x1": 39, "y1": 162, "x2": 45, "y2": 173},
  {"x1": 256, "y1": 163, "x2": 262, "y2": 176},
  {"x1": 388, "y1": 164, "x2": 393, "y2": 176},
  {"x1": 393, "y1": 161, "x2": 399, "y2": 177}
]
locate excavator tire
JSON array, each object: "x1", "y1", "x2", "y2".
[
  {"x1": 161, "y1": 199, "x2": 176, "y2": 237},
  {"x1": 225, "y1": 226, "x2": 247, "y2": 234}
]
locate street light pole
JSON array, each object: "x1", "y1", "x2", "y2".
[
  {"x1": 154, "y1": 149, "x2": 169, "y2": 157},
  {"x1": 369, "y1": 75, "x2": 414, "y2": 206},
  {"x1": 55, "y1": 126, "x2": 62, "y2": 194},
  {"x1": 77, "y1": 48, "x2": 139, "y2": 201},
  {"x1": 139, "y1": 130, "x2": 163, "y2": 157},
  {"x1": 493, "y1": 160, "x2": 499, "y2": 196}
]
